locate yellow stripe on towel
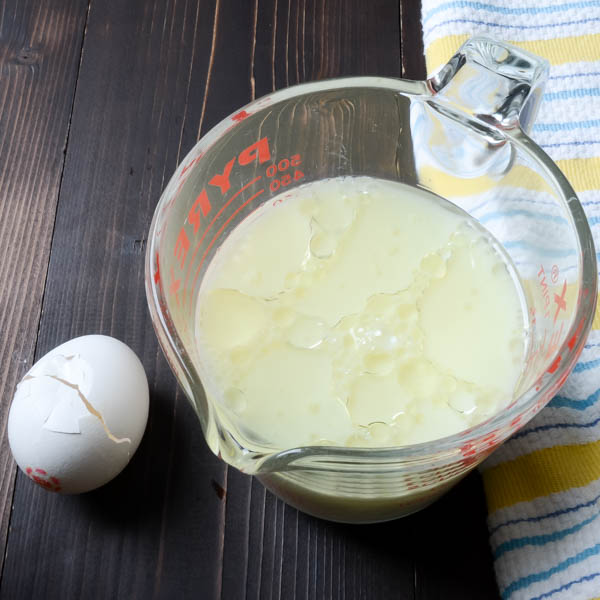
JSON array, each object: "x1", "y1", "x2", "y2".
[
  {"x1": 426, "y1": 34, "x2": 600, "y2": 73},
  {"x1": 594, "y1": 294, "x2": 600, "y2": 330},
  {"x1": 483, "y1": 441, "x2": 600, "y2": 514},
  {"x1": 556, "y1": 158, "x2": 600, "y2": 194}
]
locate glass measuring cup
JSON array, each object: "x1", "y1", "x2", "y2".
[{"x1": 146, "y1": 37, "x2": 597, "y2": 523}]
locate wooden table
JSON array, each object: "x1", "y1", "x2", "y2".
[{"x1": 0, "y1": 2, "x2": 500, "y2": 598}]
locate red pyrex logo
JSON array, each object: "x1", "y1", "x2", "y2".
[{"x1": 167, "y1": 137, "x2": 271, "y2": 310}]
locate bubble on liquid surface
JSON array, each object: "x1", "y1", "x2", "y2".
[
  {"x1": 287, "y1": 317, "x2": 326, "y2": 349},
  {"x1": 447, "y1": 389, "x2": 477, "y2": 415},
  {"x1": 310, "y1": 231, "x2": 337, "y2": 258},
  {"x1": 367, "y1": 422, "x2": 393, "y2": 445}
]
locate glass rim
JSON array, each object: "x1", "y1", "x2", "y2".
[{"x1": 145, "y1": 76, "x2": 598, "y2": 471}]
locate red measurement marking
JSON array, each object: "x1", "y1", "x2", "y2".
[
  {"x1": 551, "y1": 264, "x2": 559, "y2": 284},
  {"x1": 180, "y1": 153, "x2": 203, "y2": 179},
  {"x1": 232, "y1": 110, "x2": 250, "y2": 123},
  {"x1": 266, "y1": 154, "x2": 302, "y2": 178},
  {"x1": 182, "y1": 176, "x2": 262, "y2": 308},
  {"x1": 547, "y1": 354, "x2": 562, "y2": 374},
  {"x1": 170, "y1": 267, "x2": 181, "y2": 305},
  {"x1": 269, "y1": 170, "x2": 303, "y2": 192},
  {"x1": 35, "y1": 468, "x2": 47, "y2": 475},
  {"x1": 190, "y1": 188, "x2": 266, "y2": 308},
  {"x1": 460, "y1": 443, "x2": 477, "y2": 458},
  {"x1": 153, "y1": 253, "x2": 161, "y2": 284},
  {"x1": 568, "y1": 318, "x2": 585, "y2": 351},
  {"x1": 553, "y1": 280, "x2": 568, "y2": 324}
]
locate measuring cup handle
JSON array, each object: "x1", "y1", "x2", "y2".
[{"x1": 428, "y1": 37, "x2": 549, "y2": 134}]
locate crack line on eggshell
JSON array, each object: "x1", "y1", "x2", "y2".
[{"x1": 47, "y1": 375, "x2": 132, "y2": 445}]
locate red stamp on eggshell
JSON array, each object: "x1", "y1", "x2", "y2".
[{"x1": 25, "y1": 467, "x2": 61, "y2": 492}]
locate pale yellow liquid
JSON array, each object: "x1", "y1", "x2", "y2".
[{"x1": 195, "y1": 177, "x2": 527, "y2": 449}]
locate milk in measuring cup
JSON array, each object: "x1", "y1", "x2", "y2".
[{"x1": 195, "y1": 177, "x2": 527, "y2": 449}]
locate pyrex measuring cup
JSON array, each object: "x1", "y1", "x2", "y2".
[{"x1": 146, "y1": 37, "x2": 597, "y2": 523}]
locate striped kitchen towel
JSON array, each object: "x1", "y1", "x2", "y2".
[{"x1": 421, "y1": 2, "x2": 600, "y2": 599}]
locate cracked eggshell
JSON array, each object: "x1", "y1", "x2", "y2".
[{"x1": 8, "y1": 335, "x2": 149, "y2": 494}]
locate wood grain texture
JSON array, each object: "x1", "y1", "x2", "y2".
[
  {"x1": 0, "y1": 0, "x2": 89, "y2": 577},
  {"x1": 400, "y1": 0, "x2": 427, "y2": 79},
  {"x1": 220, "y1": 470, "x2": 498, "y2": 600},
  {"x1": 1, "y1": 1, "x2": 499, "y2": 598}
]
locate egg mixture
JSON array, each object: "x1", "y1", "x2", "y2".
[{"x1": 195, "y1": 177, "x2": 527, "y2": 449}]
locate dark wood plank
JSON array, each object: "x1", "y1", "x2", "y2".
[
  {"x1": 0, "y1": 0, "x2": 89, "y2": 577},
  {"x1": 400, "y1": 0, "x2": 427, "y2": 79}
]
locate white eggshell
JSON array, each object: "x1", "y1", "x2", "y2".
[{"x1": 8, "y1": 335, "x2": 149, "y2": 494}]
